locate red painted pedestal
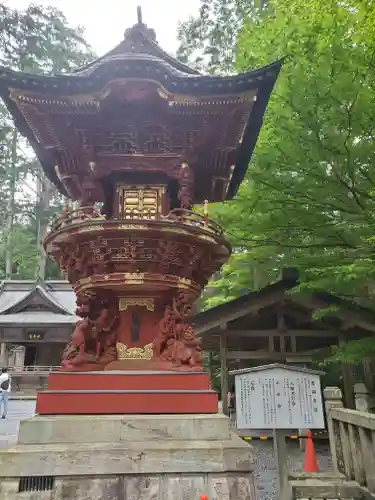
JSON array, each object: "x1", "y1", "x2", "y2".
[{"x1": 36, "y1": 371, "x2": 218, "y2": 415}]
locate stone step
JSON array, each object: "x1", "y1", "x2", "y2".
[
  {"x1": 0, "y1": 437, "x2": 252, "y2": 477},
  {"x1": 289, "y1": 473, "x2": 363, "y2": 499},
  {"x1": 18, "y1": 414, "x2": 232, "y2": 444},
  {"x1": 46, "y1": 370, "x2": 211, "y2": 391},
  {"x1": 0, "y1": 413, "x2": 255, "y2": 500},
  {"x1": 36, "y1": 389, "x2": 218, "y2": 415}
]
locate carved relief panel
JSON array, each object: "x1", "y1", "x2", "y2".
[{"x1": 115, "y1": 184, "x2": 165, "y2": 220}]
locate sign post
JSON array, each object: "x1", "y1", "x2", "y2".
[{"x1": 230, "y1": 364, "x2": 325, "y2": 500}]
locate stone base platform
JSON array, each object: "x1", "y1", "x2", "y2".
[
  {"x1": 36, "y1": 370, "x2": 217, "y2": 415},
  {"x1": 0, "y1": 414, "x2": 256, "y2": 500}
]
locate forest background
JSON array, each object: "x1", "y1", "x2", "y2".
[{"x1": 1, "y1": 0, "x2": 375, "y2": 368}]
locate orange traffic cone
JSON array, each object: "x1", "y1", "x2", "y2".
[
  {"x1": 200, "y1": 496, "x2": 208, "y2": 500},
  {"x1": 303, "y1": 430, "x2": 318, "y2": 472}
]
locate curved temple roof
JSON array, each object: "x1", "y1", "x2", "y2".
[
  {"x1": 0, "y1": 8, "x2": 283, "y2": 202},
  {"x1": 0, "y1": 280, "x2": 78, "y2": 327}
]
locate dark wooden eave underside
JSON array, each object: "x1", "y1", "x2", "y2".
[{"x1": 0, "y1": 59, "x2": 283, "y2": 200}]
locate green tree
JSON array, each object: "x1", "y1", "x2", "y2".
[
  {"x1": 0, "y1": 3, "x2": 92, "y2": 72},
  {"x1": 0, "y1": 3, "x2": 94, "y2": 280},
  {"x1": 177, "y1": 0, "x2": 268, "y2": 74},
  {"x1": 182, "y1": 0, "x2": 375, "y2": 367},
  {"x1": 234, "y1": 0, "x2": 375, "y2": 299},
  {"x1": 188, "y1": 0, "x2": 375, "y2": 314}
]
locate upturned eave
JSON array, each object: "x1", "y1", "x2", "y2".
[
  {"x1": 0, "y1": 58, "x2": 283, "y2": 201},
  {"x1": 0, "y1": 58, "x2": 282, "y2": 98}
]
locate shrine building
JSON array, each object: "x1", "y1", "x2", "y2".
[
  {"x1": 1, "y1": 270, "x2": 375, "y2": 402},
  {"x1": 0, "y1": 8, "x2": 373, "y2": 407},
  {"x1": 194, "y1": 269, "x2": 375, "y2": 412},
  {"x1": 0, "y1": 7, "x2": 283, "y2": 381},
  {"x1": 0, "y1": 280, "x2": 77, "y2": 370}
]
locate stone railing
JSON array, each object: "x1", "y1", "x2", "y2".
[
  {"x1": 290, "y1": 384, "x2": 375, "y2": 499},
  {"x1": 327, "y1": 384, "x2": 375, "y2": 496},
  {"x1": 8, "y1": 366, "x2": 60, "y2": 373}
]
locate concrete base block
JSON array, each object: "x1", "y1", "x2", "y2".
[
  {"x1": 0, "y1": 473, "x2": 256, "y2": 500},
  {"x1": 0, "y1": 414, "x2": 256, "y2": 500},
  {"x1": 18, "y1": 414, "x2": 232, "y2": 444}
]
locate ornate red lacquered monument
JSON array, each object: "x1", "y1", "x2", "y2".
[{"x1": 0, "y1": 9, "x2": 281, "y2": 415}]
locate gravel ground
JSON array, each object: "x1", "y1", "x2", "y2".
[
  {"x1": 0, "y1": 401, "x2": 332, "y2": 500},
  {"x1": 251, "y1": 440, "x2": 331, "y2": 500}
]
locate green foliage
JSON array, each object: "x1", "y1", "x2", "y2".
[
  {"x1": 177, "y1": 0, "x2": 269, "y2": 73},
  {"x1": 203, "y1": 352, "x2": 221, "y2": 393},
  {"x1": 231, "y1": 0, "x2": 375, "y2": 301},
  {"x1": 0, "y1": 3, "x2": 93, "y2": 72},
  {"x1": 188, "y1": 0, "x2": 375, "y2": 308},
  {"x1": 202, "y1": 247, "x2": 279, "y2": 310},
  {"x1": 327, "y1": 338, "x2": 375, "y2": 365},
  {"x1": 0, "y1": 222, "x2": 62, "y2": 280},
  {"x1": 179, "y1": 0, "x2": 375, "y2": 364},
  {"x1": 0, "y1": 225, "x2": 37, "y2": 279},
  {"x1": 0, "y1": 3, "x2": 94, "y2": 280}
]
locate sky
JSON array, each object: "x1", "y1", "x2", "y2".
[{"x1": 8, "y1": 0, "x2": 201, "y2": 56}]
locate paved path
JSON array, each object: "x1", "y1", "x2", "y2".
[
  {"x1": 0, "y1": 400, "x2": 35, "y2": 448},
  {"x1": 0, "y1": 401, "x2": 331, "y2": 500}
]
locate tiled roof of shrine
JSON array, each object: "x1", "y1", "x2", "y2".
[{"x1": 0, "y1": 280, "x2": 78, "y2": 326}]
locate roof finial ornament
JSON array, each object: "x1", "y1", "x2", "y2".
[
  {"x1": 137, "y1": 6, "x2": 143, "y2": 25},
  {"x1": 124, "y1": 5, "x2": 156, "y2": 42}
]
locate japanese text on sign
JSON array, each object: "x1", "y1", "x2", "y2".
[{"x1": 235, "y1": 367, "x2": 324, "y2": 430}]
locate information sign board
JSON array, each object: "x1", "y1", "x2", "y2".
[{"x1": 234, "y1": 365, "x2": 325, "y2": 430}]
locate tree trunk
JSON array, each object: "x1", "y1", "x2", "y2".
[
  {"x1": 35, "y1": 168, "x2": 54, "y2": 280},
  {"x1": 5, "y1": 129, "x2": 17, "y2": 280}
]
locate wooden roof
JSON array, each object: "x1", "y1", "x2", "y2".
[
  {"x1": 0, "y1": 15, "x2": 282, "y2": 203},
  {"x1": 194, "y1": 269, "x2": 375, "y2": 353},
  {"x1": 0, "y1": 280, "x2": 78, "y2": 327}
]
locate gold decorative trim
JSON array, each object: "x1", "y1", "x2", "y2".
[
  {"x1": 124, "y1": 272, "x2": 145, "y2": 280},
  {"x1": 77, "y1": 225, "x2": 104, "y2": 233},
  {"x1": 79, "y1": 277, "x2": 92, "y2": 286},
  {"x1": 118, "y1": 224, "x2": 147, "y2": 230},
  {"x1": 198, "y1": 235, "x2": 217, "y2": 244},
  {"x1": 73, "y1": 272, "x2": 202, "y2": 297},
  {"x1": 177, "y1": 278, "x2": 192, "y2": 286},
  {"x1": 10, "y1": 79, "x2": 257, "y2": 106},
  {"x1": 119, "y1": 298, "x2": 155, "y2": 312},
  {"x1": 50, "y1": 220, "x2": 224, "y2": 241},
  {"x1": 123, "y1": 272, "x2": 145, "y2": 285},
  {"x1": 116, "y1": 342, "x2": 153, "y2": 360},
  {"x1": 163, "y1": 228, "x2": 190, "y2": 235}
]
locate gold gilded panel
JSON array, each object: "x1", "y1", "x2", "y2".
[
  {"x1": 116, "y1": 342, "x2": 153, "y2": 360},
  {"x1": 119, "y1": 297, "x2": 155, "y2": 312},
  {"x1": 117, "y1": 184, "x2": 164, "y2": 220}
]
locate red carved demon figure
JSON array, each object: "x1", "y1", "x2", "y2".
[
  {"x1": 61, "y1": 292, "x2": 119, "y2": 371},
  {"x1": 152, "y1": 291, "x2": 203, "y2": 371}
]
